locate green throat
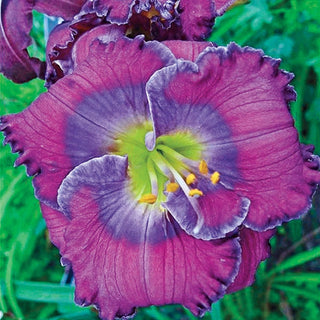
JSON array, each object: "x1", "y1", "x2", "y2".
[{"x1": 113, "y1": 122, "x2": 204, "y2": 204}]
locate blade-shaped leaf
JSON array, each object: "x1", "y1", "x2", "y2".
[{"x1": 266, "y1": 246, "x2": 320, "y2": 277}]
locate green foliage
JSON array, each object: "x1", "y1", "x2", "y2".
[{"x1": 1, "y1": 1, "x2": 320, "y2": 319}]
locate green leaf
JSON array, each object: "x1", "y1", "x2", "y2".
[
  {"x1": 272, "y1": 284, "x2": 320, "y2": 303},
  {"x1": 273, "y1": 272, "x2": 320, "y2": 284},
  {"x1": 48, "y1": 311, "x2": 98, "y2": 320},
  {"x1": 266, "y1": 246, "x2": 320, "y2": 277},
  {"x1": 210, "y1": 301, "x2": 223, "y2": 320},
  {"x1": 263, "y1": 35, "x2": 294, "y2": 58},
  {"x1": 1, "y1": 280, "x2": 75, "y2": 304},
  {"x1": 143, "y1": 306, "x2": 172, "y2": 320},
  {"x1": 5, "y1": 243, "x2": 24, "y2": 319},
  {"x1": 222, "y1": 295, "x2": 246, "y2": 320}
]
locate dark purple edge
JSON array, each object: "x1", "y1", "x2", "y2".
[
  {"x1": 1, "y1": 114, "x2": 62, "y2": 209},
  {"x1": 243, "y1": 184, "x2": 317, "y2": 232},
  {"x1": 1, "y1": 115, "x2": 40, "y2": 176}
]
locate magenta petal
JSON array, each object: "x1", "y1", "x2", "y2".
[
  {"x1": 57, "y1": 155, "x2": 241, "y2": 318},
  {"x1": 45, "y1": 21, "x2": 73, "y2": 86},
  {"x1": 66, "y1": 217, "x2": 240, "y2": 319},
  {"x1": 76, "y1": 0, "x2": 136, "y2": 24},
  {"x1": 148, "y1": 42, "x2": 318, "y2": 231},
  {"x1": 179, "y1": 0, "x2": 215, "y2": 40},
  {"x1": 0, "y1": 0, "x2": 45, "y2": 83},
  {"x1": 34, "y1": 0, "x2": 86, "y2": 20},
  {"x1": 163, "y1": 40, "x2": 216, "y2": 61},
  {"x1": 300, "y1": 144, "x2": 320, "y2": 185},
  {"x1": 71, "y1": 25, "x2": 125, "y2": 67},
  {"x1": 94, "y1": 0, "x2": 136, "y2": 22},
  {"x1": 45, "y1": 23, "x2": 125, "y2": 86},
  {"x1": 1, "y1": 37, "x2": 175, "y2": 208},
  {"x1": 164, "y1": 182, "x2": 249, "y2": 240},
  {"x1": 1, "y1": 111, "x2": 72, "y2": 208},
  {"x1": 40, "y1": 203, "x2": 69, "y2": 253},
  {"x1": 227, "y1": 227, "x2": 275, "y2": 293}
]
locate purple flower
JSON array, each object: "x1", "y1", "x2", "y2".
[
  {"x1": 44, "y1": 0, "x2": 239, "y2": 85},
  {"x1": 1, "y1": 36, "x2": 320, "y2": 319},
  {"x1": 0, "y1": 0, "x2": 237, "y2": 84},
  {"x1": 74, "y1": 0, "x2": 237, "y2": 39}
]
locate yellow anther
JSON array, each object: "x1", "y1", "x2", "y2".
[
  {"x1": 199, "y1": 160, "x2": 209, "y2": 175},
  {"x1": 186, "y1": 173, "x2": 196, "y2": 185},
  {"x1": 138, "y1": 194, "x2": 157, "y2": 204},
  {"x1": 189, "y1": 188, "x2": 203, "y2": 197},
  {"x1": 166, "y1": 182, "x2": 179, "y2": 193},
  {"x1": 211, "y1": 171, "x2": 220, "y2": 185}
]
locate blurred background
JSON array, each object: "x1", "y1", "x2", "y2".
[{"x1": 0, "y1": 0, "x2": 319, "y2": 319}]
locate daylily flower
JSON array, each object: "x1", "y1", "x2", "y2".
[
  {"x1": 0, "y1": 0, "x2": 238, "y2": 84},
  {"x1": 1, "y1": 36, "x2": 320, "y2": 319}
]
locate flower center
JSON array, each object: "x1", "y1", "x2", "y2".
[{"x1": 113, "y1": 122, "x2": 214, "y2": 205}]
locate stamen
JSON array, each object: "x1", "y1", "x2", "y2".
[
  {"x1": 211, "y1": 171, "x2": 220, "y2": 184},
  {"x1": 186, "y1": 173, "x2": 196, "y2": 185},
  {"x1": 199, "y1": 160, "x2": 208, "y2": 175},
  {"x1": 156, "y1": 144, "x2": 198, "y2": 168},
  {"x1": 139, "y1": 194, "x2": 157, "y2": 204},
  {"x1": 152, "y1": 152, "x2": 204, "y2": 233},
  {"x1": 189, "y1": 189, "x2": 203, "y2": 197},
  {"x1": 166, "y1": 182, "x2": 179, "y2": 192}
]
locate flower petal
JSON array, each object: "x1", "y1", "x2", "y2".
[
  {"x1": 58, "y1": 154, "x2": 241, "y2": 319},
  {"x1": 77, "y1": 0, "x2": 177, "y2": 25},
  {"x1": 45, "y1": 23, "x2": 125, "y2": 86},
  {"x1": 34, "y1": 0, "x2": 86, "y2": 20},
  {"x1": 1, "y1": 37, "x2": 175, "y2": 208},
  {"x1": 147, "y1": 41, "x2": 318, "y2": 231},
  {"x1": 179, "y1": 0, "x2": 215, "y2": 40},
  {"x1": 81, "y1": 0, "x2": 136, "y2": 24},
  {"x1": 163, "y1": 40, "x2": 216, "y2": 61},
  {"x1": 45, "y1": 21, "x2": 73, "y2": 86},
  {"x1": 40, "y1": 203, "x2": 69, "y2": 253},
  {"x1": 0, "y1": 0, "x2": 45, "y2": 83},
  {"x1": 227, "y1": 227, "x2": 275, "y2": 293},
  {"x1": 300, "y1": 144, "x2": 320, "y2": 184},
  {"x1": 163, "y1": 180, "x2": 249, "y2": 240}
]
